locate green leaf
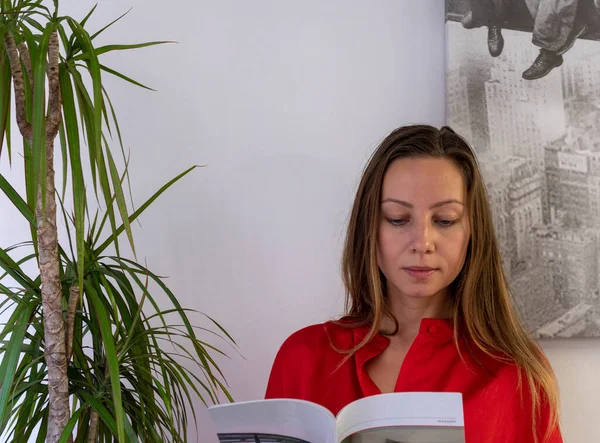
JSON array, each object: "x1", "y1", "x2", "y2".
[
  {"x1": 79, "y1": 3, "x2": 97, "y2": 28},
  {"x1": 19, "y1": 0, "x2": 51, "y2": 17},
  {"x1": 21, "y1": 23, "x2": 39, "y2": 122},
  {"x1": 99, "y1": 64, "x2": 154, "y2": 91},
  {"x1": 102, "y1": 85, "x2": 134, "y2": 210},
  {"x1": 114, "y1": 257, "x2": 233, "y2": 400},
  {"x1": 90, "y1": 7, "x2": 131, "y2": 40},
  {"x1": 22, "y1": 16, "x2": 45, "y2": 32},
  {"x1": 0, "y1": 246, "x2": 37, "y2": 292},
  {"x1": 65, "y1": 30, "x2": 120, "y2": 256},
  {"x1": 105, "y1": 146, "x2": 135, "y2": 256},
  {"x1": 13, "y1": 358, "x2": 41, "y2": 438},
  {"x1": 68, "y1": 62, "x2": 122, "y2": 259},
  {"x1": 0, "y1": 302, "x2": 35, "y2": 433},
  {"x1": 21, "y1": 138, "x2": 39, "y2": 252},
  {"x1": 86, "y1": 283, "x2": 126, "y2": 443},
  {"x1": 57, "y1": 405, "x2": 84, "y2": 443},
  {"x1": 78, "y1": 391, "x2": 140, "y2": 443},
  {"x1": 58, "y1": 120, "x2": 67, "y2": 200},
  {"x1": 0, "y1": 26, "x2": 11, "y2": 161},
  {"x1": 77, "y1": 392, "x2": 117, "y2": 435},
  {"x1": 117, "y1": 289, "x2": 146, "y2": 361},
  {"x1": 31, "y1": 21, "x2": 54, "y2": 219},
  {"x1": 73, "y1": 41, "x2": 173, "y2": 62},
  {"x1": 2, "y1": 105, "x2": 9, "y2": 164},
  {"x1": 0, "y1": 173, "x2": 35, "y2": 225},
  {"x1": 63, "y1": 3, "x2": 96, "y2": 58},
  {"x1": 34, "y1": 402, "x2": 48, "y2": 443},
  {"x1": 57, "y1": 194, "x2": 76, "y2": 268},
  {"x1": 67, "y1": 18, "x2": 102, "y2": 168},
  {"x1": 65, "y1": 62, "x2": 97, "y2": 195},
  {"x1": 88, "y1": 152, "x2": 130, "y2": 249},
  {"x1": 96, "y1": 165, "x2": 200, "y2": 254},
  {"x1": 59, "y1": 63, "x2": 86, "y2": 300},
  {"x1": 96, "y1": 147, "x2": 120, "y2": 253},
  {"x1": 0, "y1": 250, "x2": 37, "y2": 284},
  {"x1": 56, "y1": 22, "x2": 70, "y2": 58}
]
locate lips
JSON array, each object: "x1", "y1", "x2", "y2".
[{"x1": 403, "y1": 266, "x2": 437, "y2": 279}]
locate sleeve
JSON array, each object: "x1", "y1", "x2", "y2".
[
  {"x1": 534, "y1": 397, "x2": 563, "y2": 443},
  {"x1": 514, "y1": 376, "x2": 563, "y2": 443},
  {"x1": 264, "y1": 338, "x2": 290, "y2": 399},
  {"x1": 264, "y1": 323, "x2": 326, "y2": 400}
]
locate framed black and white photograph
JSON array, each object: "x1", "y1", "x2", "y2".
[{"x1": 446, "y1": 0, "x2": 600, "y2": 338}]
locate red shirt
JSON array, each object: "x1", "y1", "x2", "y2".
[{"x1": 265, "y1": 318, "x2": 562, "y2": 443}]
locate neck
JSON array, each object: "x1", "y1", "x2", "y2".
[{"x1": 382, "y1": 287, "x2": 452, "y2": 339}]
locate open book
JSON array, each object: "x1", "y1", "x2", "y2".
[{"x1": 207, "y1": 392, "x2": 465, "y2": 443}]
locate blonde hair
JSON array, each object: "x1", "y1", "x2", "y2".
[{"x1": 338, "y1": 124, "x2": 560, "y2": 442}]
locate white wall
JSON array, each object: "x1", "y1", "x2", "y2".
[{"x1": 1, "y1": 1, "x2": 598, "y2": 442}]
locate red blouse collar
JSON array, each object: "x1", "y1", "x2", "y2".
[
  {"x1": 350, "y1": 317, "x2": 455, "y2": 345},
  {"x1": 346, "y1": 318, "x2": 455, "y2": 396}
]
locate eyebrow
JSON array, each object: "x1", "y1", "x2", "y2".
[{"x1": 381, "y1": 198, "x2": 464, "y2": 209}]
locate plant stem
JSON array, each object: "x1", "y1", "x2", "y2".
[
  {"x1": 37, "y1": 135, "x2": 70, "y2": 443},
  {"x1": 16, "y1": 42, "x2": 33, "y2": 93},
  {"x1": 6, "y1": 27, "x2": 70, "y2": 442},
  {"x1": 46, "y1": 31, "x2": 61, "y2": 138},
  {"x1": 4, "y1": 33, "x2": 32, "y2": 141},
  {"x1": 87, "y1": 409, "x2": 99, "y2": 443},
  {"x1": 66, "y1": 285, "x2": 79, "y2": 361}
]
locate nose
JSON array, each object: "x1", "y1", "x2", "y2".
[{"x1": 410, "y1": 219, "x2": 434, "y2": 254}]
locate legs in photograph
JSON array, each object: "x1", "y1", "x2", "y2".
[
  {"x1": 461, "y1": 0, "x2": 507, "y2": 57},
  {"x1": 522, "y1": 0, "x2": 586, "y2": 80},
  {"x1": 459, "y1": 0, "x2": 589, "y2": 80},
  {"x1": 488, "y1": 22, "x2": 505, "y2": 57}
]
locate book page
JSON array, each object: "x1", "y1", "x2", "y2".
[
  {"x1": 335, "y1": 392, "x2": 465, "y2": 443},
  {"x1": 208, "y1": 398, "x2": 337, "y2": 443}
]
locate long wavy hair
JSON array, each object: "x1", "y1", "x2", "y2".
[{"x1": 339, "y1": 124, "x2": 559, "y2": 442}]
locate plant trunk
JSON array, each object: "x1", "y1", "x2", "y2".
[
  {"x1": 66, "y1": 285, "x2": 80, "y2": 361},
  {"x1": 5, "y1": 28, "x2": 68, "y2": 443},
  {"x1": 3, "y1": 34, "x2": 32, "y2": 141},
  {"x1": 37, "y1": 137, "x2": 70, "y2": 443},
  {"x1": 87, "y1": 410, "x2": 99, "y2": 443}
]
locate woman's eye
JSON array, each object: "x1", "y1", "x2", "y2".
[
  {"x1": 388, "y1": 218, "x2": 406, "y2": 226},
  {"x1": 436, "y1": 219, "x2": 457, "y2": 228}
]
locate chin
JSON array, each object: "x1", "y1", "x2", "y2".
[
  {"x1": 405, "y1": 290, "x2": 440, "y2": 298},
  {"x1": 397, "y1": 283, "x2": 447, "y2": 299}
]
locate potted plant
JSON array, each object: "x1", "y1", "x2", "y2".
[{"x1": 0, "y1": 1, "x2": 235, "y2": 441}]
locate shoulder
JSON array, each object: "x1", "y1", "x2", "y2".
[
  {"x1": 273, "y1": 320, "x2": 355, "y2": 361},
  {"x1": 265, "y1": 320, "x2": 354, "y2": 399},
  {"x1": 279, "y1": 322, "x2": 331, "y2": 347}
]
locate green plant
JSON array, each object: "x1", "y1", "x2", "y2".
[{"x1": 0, "y1": 1, "x2": 235, "y2": 442}]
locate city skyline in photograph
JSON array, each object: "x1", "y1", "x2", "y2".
[{"x1": 447, "y1": 19, "x2": 600, "y2": 338}]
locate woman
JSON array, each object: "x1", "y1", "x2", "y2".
[{"x1": 265, "y1": 125, "x2": 561, "y2": 442}]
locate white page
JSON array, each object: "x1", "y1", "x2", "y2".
[
  {"x1": 338, "y1": 426, "x2": 465, "y2": 443},
  {"x1": 208, "y1": 398, "x2": 336, "y2": 443},
  {"x1": 336, "y1": 392, "x2": 465, "y2": 443}
]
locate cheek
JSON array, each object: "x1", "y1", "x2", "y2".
[
  {"x1": 376, "y1": 225, "x2": 395, "y2": 265},
  {"x1": 448, "y1": 229, "x2": 470, "y2": 268},
  {"x1": 377, "y1": 225, "x2": 408, "y2": 271}
]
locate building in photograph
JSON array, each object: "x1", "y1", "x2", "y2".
[{"x1": 446, "y1": 10, "x2": 600, "y2": 337}]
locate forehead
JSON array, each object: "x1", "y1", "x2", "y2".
[{"x1": 381, "y1": 157, "x2": 466, "y2": 201}]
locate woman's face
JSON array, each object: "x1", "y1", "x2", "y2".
[{"x1": 377, "y1": 156, "x2": 471, "y2": 301}]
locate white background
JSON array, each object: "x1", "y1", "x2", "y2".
[{"x1": 0, "y1": 1, "x2": 598, "y2": 441}]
